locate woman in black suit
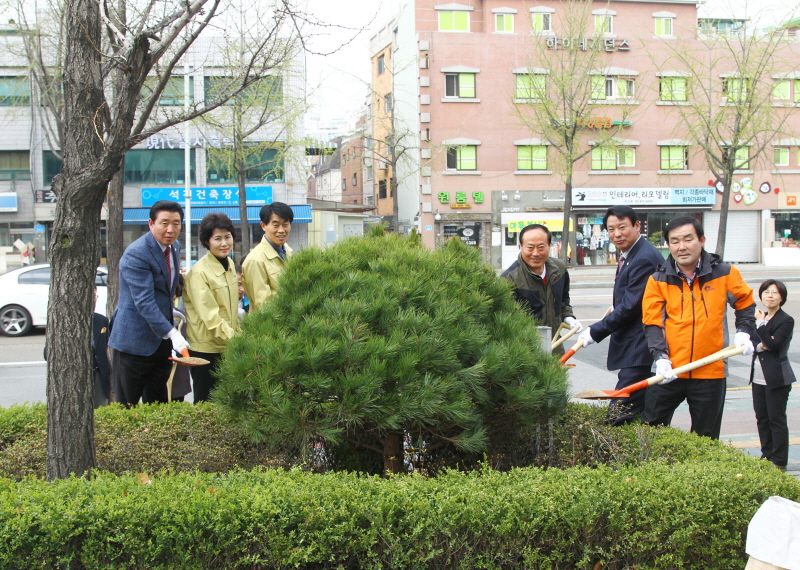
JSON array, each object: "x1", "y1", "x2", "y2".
[{"x1": 751, "y1": 279, "x2": 796, "y2": 471}]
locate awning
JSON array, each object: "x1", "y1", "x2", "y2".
[{"x1": 123, "y1": 205, "x2": 311, "y2": 225}]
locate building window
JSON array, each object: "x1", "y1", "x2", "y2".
[
  {"x1": 773, "y1": 79, "x2": 800, "y2": 103},
  {"x1": 352, "y1": 173, "x2": 357, "y2": 186},
  {"x1": 377, "y1": 54, "x2": 385, "y2": 74},
  {"x1": 775, "y1": 147, "x2": 789, "y2": 166},
  {"x1": 0, "y1": 76, "x2": 30, "y2": 106},
  {"x1": 206, "y1": 147, "x2": 284, "y2": 183},
  {"x1": 445, "y1": 73, "x2": 476, "y2": 98},
  {"x1": 660, "y1": 146, "x2": 689, "y2": 170},
  {"x1": 660, "y1": 77, "x2": 687, "y2": 101},
  {"x1": 0, "y1": 151, "x2": 30, "y2": 180},
  {"x1": 532, "y1": 12, "x2": 551, "y2": 32},
  {"x1": 723, "y1": 77, "x2": 749, "y2": 102},
  {"x1": 654, "y1": 17, "x2": 673, "y2": 36},
  {"x1": 723, "y1": 146, "x2": 750, "y2": 169},
  {"x1": 496, "y1": 13, "x2": 513, "y2": 32},
  {"x1": 124, "y1": 149, "x2": 196, "y2": 184},
  {"x1": 517, "y1": 145, "x2": 547, "y2": 170},
  {"x1": 204, "y1": 76, "x2": 282, "y2": 106},
  {"x1": 43, "y1": 151, "x2": 62, "y2": 185},
  {"x1": 591, "y1": 147, "x2": 616, "y2": 170},
  {"x1": 617, "y1": 148, "x2": 635, "y2": 167},
  {"x1": 378, "y1": 179, "x2": 387, "y2": 199},
  {"x1": 595, "y1": 15, "x2": 612, "y2": 34},
  {"x1": 591, "y1": 76, "x2": 634, "y2": 100},
  {"x1": 439, "y1": 11, "x2": 469, "y2": 32},
  {"x1": 143, "y1": 76, "x2": 194, "y2": 106},
  {"x1": 516, "y1": 74, "x2": 546, "y2": 99},
  {"x1": 446, "y1": 145, "x2": 477, "y2": 170},
  {"x1": 384, "y1": 93, "x2": 393, "y2": 111}
]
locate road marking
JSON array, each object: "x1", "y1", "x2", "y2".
[
  {"x1": 728, "y1": 437, "x2": 800, "y2": 449},
  {"x1": 0, "y1": 361, "x2": 46, "y2": 367}
]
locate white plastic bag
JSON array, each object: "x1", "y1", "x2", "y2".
[{"x1": 746, "y1": 496, "x2": 800, "y2": 570}]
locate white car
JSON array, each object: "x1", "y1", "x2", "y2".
[{"x1": 0, "y1": 264, "x2": 108, "y2": 337}]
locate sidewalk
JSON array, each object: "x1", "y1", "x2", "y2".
[{"x1": 569, "y1": 263, "x2": 800, "y2": 289}]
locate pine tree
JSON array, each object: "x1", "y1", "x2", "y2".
[{"x1": 215, "y1": 231, "x2": 568, "y2": 475}]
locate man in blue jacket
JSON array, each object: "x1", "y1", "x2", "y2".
[
  {"x1": 577, "y1": 206, "x2": 664, "y2": 425},
  {"x1": 108, "y1": 200, "x2": 189, "y2": 405}
]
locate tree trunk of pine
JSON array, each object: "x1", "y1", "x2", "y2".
[
  {"x1": 46, "y1": 0, "x2": 106, "y2": 480},
  {"x1": 560, "y1": 178, "x2": 573, "y2": 264},
  {"x1": 383, "y1": 431, "x2": 404, "y2": 476},
  {"x1": 715, "y1": 180, "x2": 730, "y2": 259},
  {"x1": 237, "y1": 165, "x2": 251, "y2": 257}
]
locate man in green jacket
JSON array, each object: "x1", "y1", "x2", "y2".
[
  {"x1": 242, "y1": 202, "x2": 293, "y2": 312},
  {"x1": 501, "y1": 224, "x2": 582, "y2": 354}
]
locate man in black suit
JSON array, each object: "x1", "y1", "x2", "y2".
[{"x1": 576, "y1": 206, "x2": 664, "y2": 425}]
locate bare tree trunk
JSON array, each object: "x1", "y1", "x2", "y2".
[
  {"x1": 383, "y1": 431, "x2": 404, "y2": 476},
  {"x1": 715, "y1": 180, "x2": 730, "y2": 258},
  {"x1": 106, "y1": 168, "x2": 124, "y2": 320},
  {"x1": 237, "y1": 164, "x2": 251, "y2": 256},
  {"x1": 46, "y1": 0, "x2": 105, "y2": 480},
  {"x1": 560, "y1": 177, "x2": 573, "y2": 264}
]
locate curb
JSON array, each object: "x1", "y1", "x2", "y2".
[{"x1": 572, "y1": 276, "x2": 800, "y2": 289}]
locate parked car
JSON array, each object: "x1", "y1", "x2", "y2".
[{"x1": 0, "y1": 264, "x2": 108, "y2": 337}]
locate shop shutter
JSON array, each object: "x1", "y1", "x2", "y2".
[{"x1": 703, "y1": 210, "x2": 760, "y2": 263}]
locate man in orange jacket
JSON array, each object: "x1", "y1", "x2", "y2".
[{"x1": 641, "y1": 216, "x2": 755, "y2": 439}]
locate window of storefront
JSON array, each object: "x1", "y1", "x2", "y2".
[
  {"x1": 43, "y1": 151, "x2": 63, "y2": 185},
  {"x1": 0, "y1": 150, "x2": 31, "y2": 180},
  {"x1": 124, "y1": 149, "x2": 196, "y2": 184},
  {"x1": 0, "y1": 76, "x2": 30, "y2": 106},
  {"x1": 773, "y1": 212, "x2": 800, "y2": 241}
]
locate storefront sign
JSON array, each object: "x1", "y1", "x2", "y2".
[
  {"x1": 35, "y1": 190, "x2": 57, "y2": 203},
  {"x1": 576, "y1": 117, "x2": 631, "y2": 129},
  {"x1": 505, "y1": 217, "x2": 575, "y2": 232},
  {"x1": 0, "y1": 192, "x2": 18, "y2": 212},
  {"x1": 450, "y1": 203, "x2": 472, "y2": 209},
  {"x1": 782, "y1": 194, "x2": 799, "y2": 209},
  {"x1": 572, "y1": 187, "x2": 715, "y2": 207},
  {"x1": 140, "y1": 186, "x2": 273, "y2": 207},
  {"x1": 444, "y1": 223, "x2": 481, "y2": 247}
]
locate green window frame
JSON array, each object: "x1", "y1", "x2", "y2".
[
  {"x1": 445, "y1": 73, "x2": 475, "y2": 98},
  {"x1": 795, "y1": 79, "x2": 800, "y2": 103},
  {"x1": 660, "y1": 146, "x2": 688, "y2": 170},
  {"x1": 591, "y1": 76, "x2": 606, "y2": 100},
  {"x1": 516, "y1": 74, "x2": 545, "y2": 99},
  {"x1": 143, "y1": 76, "x2": 194, "y2": 106},
  {"x1": 616, "y1": 148, "x2": 635, "y2": 167},
  {"x1": 654, "y1": 17, "x2": 673, "y2": 36},
  {"x1": 595, "y1": 15, "x2": 612, "y2": 34},
  {"x1": 0, "y1": 76, "x2": 30, "y2": 106},
  {"x1": 591, "y1": 147, "x2": 616, "y2": 170},
  {"x1": 774, "y1": 80, "x2": 790, "y2": 100},
  {"x1": 439, "y1": 11, "x2": 469, "y2": 32},
  {"x1": 532, "y1": 13, "x2": 551, "y2": 31},
  {"x1": 660, "y1": 77, "x2": 687, "y2": 101},
  {"x1": 43, "y1": 151, "x2": 62, "y2": 185},
  {"x1": 729, "y1": 146, "x2": 749, "y2": 169},
  {"x1": 204, "y1": 76, "x2": 283, "y2": 106},
  {"x1": 724, "y1": 78, "x2": 748, "y2": 102},
  {"x1": 517, "y1": 146, "x2": 547, "y2": 170},
  {"x1": 496, "y1": 13, "x2": 513, "y2": 32},
  {"x1": 774, "y1": 147, "x2": 789, "y2": 166},
  {"x1": 446, "y1": 145, "x2": 477, "y2": 170}
]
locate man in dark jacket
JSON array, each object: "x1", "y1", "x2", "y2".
[
  {"x1": 576, "y1": 206, "x2": 664, "y2": 425},
  {"x1": 502, "y1": 223, "x2": 582, "y2": 354}
]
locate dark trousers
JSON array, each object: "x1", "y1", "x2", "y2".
[
  {"x1": 189, "y1": 350, "x2": 222, "y2": 403},
  {"x1": 607, "y1": 365, "x2": 652, "y2": 426},
  {"x1": 642, "y1": 377, "x2": 726, "y2": 440},
  {"x1": 112, "y1": 340, "x2": 173, "y2": 406},
  {"x1": 752, "y1": 383, "x2": 792, "y2": 467}
]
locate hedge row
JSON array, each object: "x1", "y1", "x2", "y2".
[
  {"x1": 1, "y1": 438, "x2": 798, "y2": 569},
  {"x1": 0, "y1": 403, "x2": 287, "y2": 480}
]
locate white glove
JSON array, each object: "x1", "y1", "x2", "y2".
[
  {"x1": 756, "y1": 343, "x2": 766, "y2": 353},
  {"x1": 656, "y1": 358, "x2": 678, "y2": 384},
  {"x1": 238, "y1": 307, "x2": 246, "y2": 319},
  {"x1": 756, "y1": 319, "x2": 767, "y2": 328},
  {"x1": 166, "y1": 327, "x2": 190, "y2": 356},
  {"x1": 564, "y1": 317, "x2": 584, "y2": 333},
  {"x1": 578, "y1": 328, "x2": 595, "y2": 347},
  {"x1": 734, "y1": 331, "x2": 754, "y2": 356}
]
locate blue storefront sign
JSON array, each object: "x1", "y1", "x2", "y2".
[
  {"x1": 140, "y1": 186, "x2": 273, "y2": 207},
  {"x1": 0, "y1": 192, "x2": 18, "y2": 212}
]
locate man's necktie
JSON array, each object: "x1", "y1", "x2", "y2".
[
  {"x1": 164, "y1": 246, "x2": 171, "y2": 284},
  {"x1": 615, "y1": 254, "x2": 625, "y2": 279}
]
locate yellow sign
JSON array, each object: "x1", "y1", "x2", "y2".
[
  {"x1": 507, "y1": 219, "x2": 575, "y2": 232},
  {"x1": 450, "y1": 203, "x2": 472, "y2": 209}
]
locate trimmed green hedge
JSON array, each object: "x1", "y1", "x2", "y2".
[{"x1": 1, "y1": 434, "x2": 798, "y2": 569}]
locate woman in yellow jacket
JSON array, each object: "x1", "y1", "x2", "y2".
[{"x1": 183, "y1": 213, "x2": 239, "y2": 402}]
